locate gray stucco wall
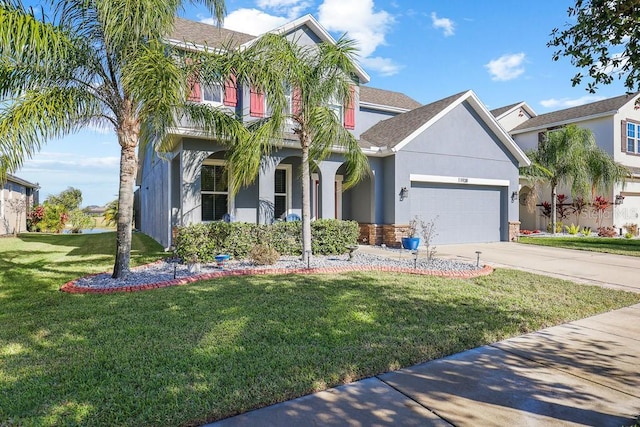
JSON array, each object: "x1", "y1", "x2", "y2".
[
  {"x1": 393, "y1": 101, "x2": 520, "y2": 226},
  {"x1": 354, "y1": 107, "x2": 396, "y2": 140},
  {"x1": 139, "y1": 144, "x2": 171, "y2": 248}
]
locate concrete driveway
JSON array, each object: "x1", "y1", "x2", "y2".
[{"x1": 436, "y1": 241, "x2": 640, "y2": 293}]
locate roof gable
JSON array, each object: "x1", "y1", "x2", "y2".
[
  {"x1": 360, "y1": 90, "x2": 530, "y2": 166},
  {"x1": 490, "y1": 101, "x2": 536, "y2": 120},
  {"x1": 253, "y1": 14, "x2": 370, "y2": 84},
  {"x1": 511, "y1": 93, "x2": 640, "y2": 133}
]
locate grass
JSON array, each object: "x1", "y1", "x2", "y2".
[
  {"x1": 2, "y1": 233, "x2": 639, "y2": 426},
  {"x1": 519, "y1": 235, "x2": 640, "y2": 256}
]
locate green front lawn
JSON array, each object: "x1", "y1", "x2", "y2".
[
  {"x1": 2, "y1": 233, "x2": 639, "y2": 426},
  {"x1": 520, "y1": 236, "x2": 640, "y2": 256}
]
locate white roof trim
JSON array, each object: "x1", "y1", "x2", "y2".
[
  {"x1": 391, "y1": 90, "x2": 531, "y2": 167},
  {"x1": 510, "y1": 111, "x2": 616, "y2": 135},
  {"x1": 360, "y1": 101, "x2": 412, "y2": 114},
  {"x1": 244, "y1": 14, "x2": 370, "y2": 84}
]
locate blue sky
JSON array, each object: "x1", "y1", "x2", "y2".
[{"x1": 16, "y1": 0, "x2": 631, "y2": 207}]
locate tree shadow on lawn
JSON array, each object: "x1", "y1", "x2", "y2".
[
  {"x1": 3, "y1": 271, "x2": 636, "y2": 426},
  {"x1": 17, "y1": 232, "x2": 165, "y2": 260}
]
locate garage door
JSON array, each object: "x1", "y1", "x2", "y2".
[{"x1": 410, "y1": 182, "x2": 504, "y2": 244}]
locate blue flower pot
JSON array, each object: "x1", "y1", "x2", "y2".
[{"x1": 401, "y1": 237, "x2": 420, "y2": 250}]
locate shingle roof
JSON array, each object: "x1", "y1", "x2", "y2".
[
  {"x1": 511, "y1": 93, "x2": 639, "y2": 132},
  {"x1": 170, "y1": 17, "x2": 256, "y2": 48},
  {"x1": 360, "y1": 91, "x2": 468, "y2": 148},
  {"x1": 6, "y1": 174, "x2": 39, "y2": 188},
  {"x1": 359, "y1": 86, "x2": 422, "y2": 111},
  {"x1": 490, "y1": 102, "x2": 523, "y2": 118}
]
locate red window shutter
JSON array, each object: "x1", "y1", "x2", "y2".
[
  {"x1": 292, "y1": 87, "x2": 302, "y2": 115},
  {"x1": 344, "y1": 85, "x2": 356, "y2": 129},
  {"x1": 187, "y1": 75, "x2": 201, "y2": 102},
  {"x1": 250, "y1": 86, "x2": 265, "y2": 117},
  {"x1": 223, "y1": 74, "x2": 237, "y2": 107}
]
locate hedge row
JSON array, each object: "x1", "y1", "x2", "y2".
[{"x1": 174, "y1": 219, "x2": 359, "y2": 262}]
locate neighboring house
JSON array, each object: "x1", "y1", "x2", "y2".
[
  {"x1": 1, "y1": 174, "x2": 39, "y2": 235},
  {"x1": 494, "y1": 93, "x2": 640, "y2": 231},
  {"x1": 138, "y1": 15, "x2": 529, "y2": 249}
]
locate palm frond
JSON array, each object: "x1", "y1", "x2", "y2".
[{"x1": 0, "y1": 86, "x2": 102, "y2": 172}]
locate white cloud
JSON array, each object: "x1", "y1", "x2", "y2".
[
  {"x1": 318, "y1": 0, "x2": 399, "y2": 76},
  {"x1": 540, "y1": 95, "x2": 606, "y2": 109},
  {"x1": 21, "y1": 152, "x2": 120, "y2": 169},
  {"x1": 257, "y1": 0, "x2": 312, "y2": 18},
  {"x1": 201, "y1": 9, "x2": 289, "y2": 35},
  {"x1": 430, "y1": 12, "x2": 454, "y2": 37},
  {"x1": 485, "y1": 53, "x2": 526, "y2": 81},
  {"x1": 360, "y1": 56, "x2": 402, "y2": 76}
]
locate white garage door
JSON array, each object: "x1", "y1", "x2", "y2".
[{"x1": 410, "y1": 182, "x2": 504, "y2": 244}]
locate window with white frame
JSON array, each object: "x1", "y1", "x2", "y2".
[
  {"x1": 284, "y1": 85, "x2": 292, "y2": 115},
  {"x1": 329, "y1": 99, "x2": 343, "y2": 122},
  {"x1": 274, "y1": 165, "x2": 291, "y2": 220},
  {"x1": 201, "y1": 161, "x2": 228, "y2": 221},
  {"x1": 202, "y1": 83, "x2": 223, "y2": 104},
  {"x1": 627, "y1": 122, "x2": 638, "y2": 153}
]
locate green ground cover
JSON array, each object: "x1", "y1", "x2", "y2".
[
  {"x1": 2, "y1": 233, "x2": 639, "y2": 426},
  {"x1": 519, "y1": 236, "x2": 640, "y2": 256}
]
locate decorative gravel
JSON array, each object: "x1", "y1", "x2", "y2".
[{"x1": 69, "y1": 252, "x2": 482, "y2": 291}]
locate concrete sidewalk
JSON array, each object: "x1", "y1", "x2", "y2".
[{"x1": 206, "y1": 244, "x2": 640, "y2": 426}]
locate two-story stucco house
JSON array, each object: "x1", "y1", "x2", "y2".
[
  {"x1": 494, "y1": 93, "x2": 640, "y2": 231},
  {"x1": 1, "y1": 174, "x2": 39, "y2": 235},
  {"x1": 137, "y1": 15, "x2": 529, "y2": 249}
]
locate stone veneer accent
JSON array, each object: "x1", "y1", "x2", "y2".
[
  {"x1": 509, "y1": 221, "x2": 521, "y2": 242},
  {"x1": 358, "y1": 223, "x2": 412, "y2": 248},
  {"x1": 60, "y1": 263, "x2": 494, "y2": 294}
]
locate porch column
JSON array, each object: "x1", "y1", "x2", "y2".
[{"x1": 317, "y1": 161, "x2": 341, "y2": 219}]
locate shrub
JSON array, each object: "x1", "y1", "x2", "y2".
[
  {"x1": 597, "y1": 226, "x2": 617, "y2": 237},
  {"x1": 581, "y1": 226, "x2": 592, "y2": 236},
  {"x1": 248, "y1": 244, "x2": 280, "y2": 265},
  {"x1": 625, "y1": 232, "x2": 634, "y2": 239},
  {"x1": 623, "y1": 223, "x2": 639, "y2": 237},
  {"x1": 546, "y1": 221, "x2": 563, "y2": 233},
  {"x1": 565, "y1": 223, "x2": 580, "y2": 235},
  {"x1": 69, "y1": 209, "x2": 95, "y2": 233},
  {"x1": 311, "y1": 219, "x2": 360, "y2": 255},
  {"x1": 174, "y1": 219, "x2": 359, "y2": 262}
]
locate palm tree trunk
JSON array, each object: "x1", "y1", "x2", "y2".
[
  {"x1": 112, "y1": 105, "x2": 139, "y2": 278},
  {"x1": 301, "y1": 142, "x2": 312, "y2": 263},
  {"x1": 551, "y1": 184, "x2": 557, "y2": 235}
]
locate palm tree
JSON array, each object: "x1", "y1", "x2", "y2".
[
  {"x1": 521, "y1": 124, "x2": 629, "y2": 234},
  {"x1": 0, "y1": 0, "x2": 237, "y2": 277},
  {"x1": 227, "y1": 33, "x2": 370, "y2": 262}
]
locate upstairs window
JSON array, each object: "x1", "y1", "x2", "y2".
[
  {"x1": 202, "y1": 83, "x2": 223, "y2": 104},
  {"x1": 627, "y1": 122, "x2": 638, "y2": 153}
]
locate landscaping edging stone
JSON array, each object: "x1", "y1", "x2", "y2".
[{"x1": 60, "y1": 264, "x2": 494, "y2": 294}]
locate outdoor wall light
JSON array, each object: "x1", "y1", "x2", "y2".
[
  {"x1": 615, "y1": 194, "x2": 625, "y2": 205},
  {"x1": 511, "y1": 191, "x2": 519, "y2": 203},
  {"x1": 399, "y1": 186, "x2": 409, "y2": 201}
]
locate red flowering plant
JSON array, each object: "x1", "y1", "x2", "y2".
[
  {"x1": 556, "y1": 194, "x2": 571, "y2": 221},
  {"x1": 26, "y1": 205, "x2": 45, "y2": 231},
  {"x1": 592, "y1": 196, "x2": 610, "y2": 228},
  {"x1": 540, "y1": 201, "x2": 552, "y2": 218}
]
